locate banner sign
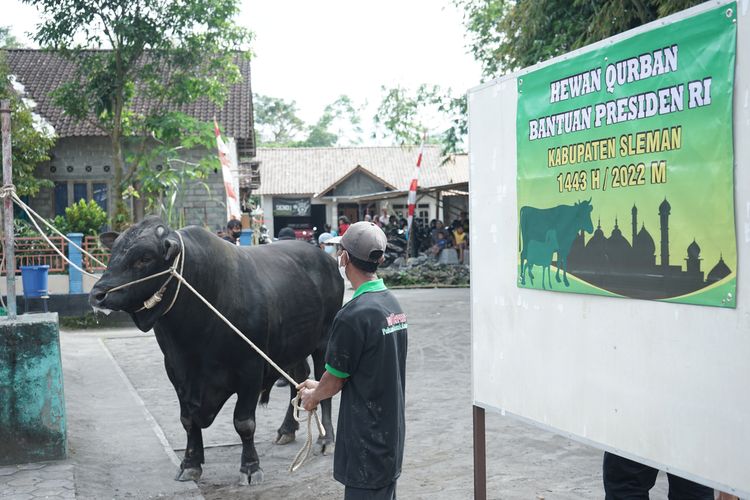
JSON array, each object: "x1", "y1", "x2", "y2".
[
  {"x1": 273, "y1": 197, "x2": 311, "y2": 217},
  {"x1": 516, "y1": 3, "x2": 737, "y2": 307}
]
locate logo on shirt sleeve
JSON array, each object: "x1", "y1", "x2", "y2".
[{"x1": 382, "y1": 312, "x2": 408, "y2": 335}]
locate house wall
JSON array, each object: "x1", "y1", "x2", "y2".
[
  {"x1": 29, "y1": 136, "x2": 233, "y2": 231},
  {"x1": 330, "y1": 173, "x2": 387, "y2": 197}
]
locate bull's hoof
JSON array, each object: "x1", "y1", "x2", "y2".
[
  {"x1": 315, "y1": 437, "x2": 334, "y2": 456},
  {"x1": 275, "y1": 430, "x2": 296, "y2": 445},
  {"x1": 239, "y1": 465, "x2": 264, "y2": 485},
  {"x1": 175, "y1": 466, "x2": 202, "y2": 482}
]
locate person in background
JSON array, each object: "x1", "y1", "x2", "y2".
[
  {"x1": 222, "y1": 219, "x2": 242, "y2": 245},
  {"x1": 338, "y1": 216, "x2": 351, "y2": 236},
  {"x1": 430, "y1": 230, "x2": 448, "y2": 258},
  {"x1": 453, "y1": 224, "x2": 467, "y2": 264},
  {"x1": 298, "y1": 221, "x2": 407, "y2": 500},
  {"x1": 318, "y1": 232, "x2": 336, "y2": 257},
  {"x1": 378, "y1": 208, "x2": 389, "y2": 227},
  {"x1": 277, "y1": 226, "x2": 296, "y2": 240},
  {"x1": 603, "y1": 452, "x2": 714, "y2": 500}
]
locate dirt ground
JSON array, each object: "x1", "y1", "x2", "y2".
[{"x1": 104, "y1": 288, "x2": 669, "y2": 499}]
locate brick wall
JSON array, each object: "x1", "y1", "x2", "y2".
[{"x1": 29, "y1": 136, "x2": 233, "y2": 231}]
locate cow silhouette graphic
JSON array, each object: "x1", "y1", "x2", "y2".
[
  {"x1": 519, "y1": 200, "x2": 594, "y2": 287},
  {"x1": 522, "y1": 229, "x2": 559, "y2": 289}
]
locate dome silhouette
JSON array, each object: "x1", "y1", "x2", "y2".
[
  {"x1": 606, "y1": 219, "x2": 631, "y2": 264},
  {"x1": 707, "y1": 256, "x2": 731, "y2": 284},
  {"x1": 634, "y1": 224, "x2": 655, "y2": 255},
  {"x1": 687, "y1": 239, "x2": 701, "y2": 259},
  {"x1": 659, "y1": 198, "x2": 671, "y2": 213}
]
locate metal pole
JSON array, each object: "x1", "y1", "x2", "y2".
[
  {"x1": 1, "y1": 100, "x2": 16, "y2": 318},
  {"x1": 473, "y1": 405, "x2": 487, "y2": 500}
]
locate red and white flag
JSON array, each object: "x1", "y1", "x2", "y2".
[
  {"x1": 214, "y1": 119, "x2": 241, "y2": 221},
  {"x1": 407, "y1": 133, "x2": 427, "y2": 235}
]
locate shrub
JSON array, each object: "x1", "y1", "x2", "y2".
[{"x1": 53, "y1": 199, "x2": 108, "y2": 236}]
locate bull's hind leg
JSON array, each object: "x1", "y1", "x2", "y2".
[
  {"x1": 275, "y1": 360, "x2": 310, "y2": 445},
  {"x1": 235, "y1": 391, "x2": 264, "y2": 485},
  {"x1": 176, "y1": 415, "x2": 204, "y2": 481},
  {"x1": 312, "y1": 348, "x2": 335, "y2": 455}
]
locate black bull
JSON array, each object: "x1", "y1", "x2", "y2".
[{"x1": 89, "y1": 217, "x2": 344, "y2": 484}]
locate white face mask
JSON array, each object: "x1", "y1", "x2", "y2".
[
  {"x1": 324, "y1": 246, "x2": 336, "y2": 255},
  {"x1": 337, "y1": 254, "x2": 348, "y2": 281}
]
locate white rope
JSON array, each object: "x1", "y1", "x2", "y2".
[
  {"x1": 167, "y1": 266, "x2": 326, "y2": 472},
  {"x1": 97, "y1": 231, "x2": 324, "y2": 471},
  {"x1": 10, "y1": 192, "x2": 107, "y2": 267},
  {"x1": 10, "y1": 194, "x2": 99, "y2": 278}
]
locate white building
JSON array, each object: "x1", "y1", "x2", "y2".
[{"x1": 253, "y1": 146, "x2": 468, "y2": 238}]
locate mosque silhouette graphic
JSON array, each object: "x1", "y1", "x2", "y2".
[{"x1": 564, "y1": 199, "x2": 731, "y2": 299}]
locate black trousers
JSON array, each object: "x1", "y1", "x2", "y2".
[
  {"x1": 344, "y1": 481, "x2": 397, "y2": 500},
  {"x1": 603, "y1": 452, "x2": 713, "y2": 500}
]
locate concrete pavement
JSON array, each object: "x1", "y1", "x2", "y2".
[{"x1": 0, "y1": 288, "x2": 676, "y2": 499}]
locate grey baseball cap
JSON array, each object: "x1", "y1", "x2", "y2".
[{"x1": 340, "y1": 221, "x2": 387, "y2": 262}]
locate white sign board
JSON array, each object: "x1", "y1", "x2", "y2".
[{"x1": 469, "y1": 1, "x2": 750, "y2": 495}]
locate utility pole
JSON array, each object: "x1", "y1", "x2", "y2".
[{"x1": 1, "y1": 100, "x2": 16, "y2": 318}]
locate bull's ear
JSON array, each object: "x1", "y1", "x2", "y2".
[
  {"x1": 100, "y1": 232, "x2": 119, "y2": 250},
  {"x1": 163, "y1": 234, "x2": 181, "y2": 262}
]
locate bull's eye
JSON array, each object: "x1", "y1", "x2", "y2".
[{"x1": 135, "y1": 255, "x2": 153, "y2": 267}]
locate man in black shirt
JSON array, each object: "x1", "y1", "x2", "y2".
[
  {"x1": 222, "y1": 219, "x2": 242, "y2": 245},
  {"x1": 298, "y1": 221, "x2": 408, "y2": 500}
]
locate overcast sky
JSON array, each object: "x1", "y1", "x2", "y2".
[{"x1": 5, "y1": 0, "x2": 482, "y2": 142}]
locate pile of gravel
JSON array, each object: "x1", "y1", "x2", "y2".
[{"x1": 380, "y1": 256, "x2": 470, "y2": 287}]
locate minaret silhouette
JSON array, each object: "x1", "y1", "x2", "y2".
[
  {"x1": 659, "y1": 198, "x2": 671, "y2": 267},
  {"x1": 631, "y1": 204, "x2": 637, "y2": 245}
]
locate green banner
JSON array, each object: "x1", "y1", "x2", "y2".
[{"x1": 516, "y1": 3, "x2": 737, "y2": 307}]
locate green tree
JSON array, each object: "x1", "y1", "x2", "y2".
[
  {"x1": 255, "y1": 94, "x2": 362, "y2": 148},
  {"x1": 299, "y1": 95, "x2": 362, "y2": 147},
  {"x1": 454, "y1": 0, "x2": 704, "y2": 77},
  {"x1": 253, "y1": 94, "x2": 306, "y2": 146},
  {"x1": 129, "y1": 111, "x2": 216, "y2": 227},
  {"x1": 0, "y1": 26, "x2": 22, "y2": 49},
  {"x1": 24, "y1": 0, "x2": 251, "y2": 228},
  {"x1": 373, "y1": 84, "x2": 467, "y2": 156},
  {"x1": 0, "y1": 54, "x2": 55, "y2": 197}
]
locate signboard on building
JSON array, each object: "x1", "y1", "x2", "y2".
[
  {"x1": 516, "y1": 4, "x2": 737, "y2": 307},
  {"x1": 272, "y1": 197, "x2": 311, "y2": 217}
]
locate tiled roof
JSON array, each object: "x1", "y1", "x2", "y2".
[
  {"x1": 3, "y1": 49, "x2": 254, "y2": 140},
  {"x1": 254, "y1": 146, "x2": 468, "y2": 196}
]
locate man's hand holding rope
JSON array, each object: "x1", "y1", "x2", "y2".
[{"x1": 297, "y1": 372, "x2": 346, "y2": 412}]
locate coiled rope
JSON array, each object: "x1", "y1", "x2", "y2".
[{"x1": 0, "y1": 186, "x2": 324, "y2": 471}]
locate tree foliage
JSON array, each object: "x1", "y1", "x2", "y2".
[
  {"x1": 372, "y1": 84, "x2": 467, "y2": 156},
  {"x1": 299, "y1": 95, "x2": 362, "y2": 147},
  {"x1": 253, "y1": 94, "x2": 306, "y2": 146},
  {"x1": 23, "y1": 0, "x2": 251, "y2": 227},
  {"x1": 0, "y1": 26, "x2": 22, "y2": 49},
  {"x1": 255, "y1": 93, "x2": 362, "y2": 148},
  {"x1": 0, "y1": 54, "x2": 55, "y2": 197},
  {"x1": 454, "y1": 0, "x2": 704, "y2": 77}
]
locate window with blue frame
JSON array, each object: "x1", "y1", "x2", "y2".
[
  {"x1": 73, "y1": 183, "x2": 87, "y2": 203},
  {"x1": 53, "y1": 181, "x2": 110, "y2": 217},
  {"x1": 93, "y1": 183, "x2": 108, "y2": 213},
  {"x1": 54, "y1": 182, "x2": 68, "y2": 216}
]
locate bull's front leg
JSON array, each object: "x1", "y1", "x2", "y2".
[
  {"x1": 235, "y1": 394, "x2": 263, "y2": 485},
  {"x1": 176, "y1": 415, "x2": 204, "y2": 481}
]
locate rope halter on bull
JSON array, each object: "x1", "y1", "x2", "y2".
[
  {"x1": 101, "y1": 232, "x2": 325, "y2": 472},
  {"x1": 0, "y1": 186, "x2": 324, "y2": 472}
]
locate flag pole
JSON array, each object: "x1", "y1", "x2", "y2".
[{"x1": 405, "y1": 132, "x2": 426, "y2": 259}]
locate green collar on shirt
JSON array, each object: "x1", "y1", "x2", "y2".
[{"x1": 352, "y1": 278, "x2": 387, "y2": 299}]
